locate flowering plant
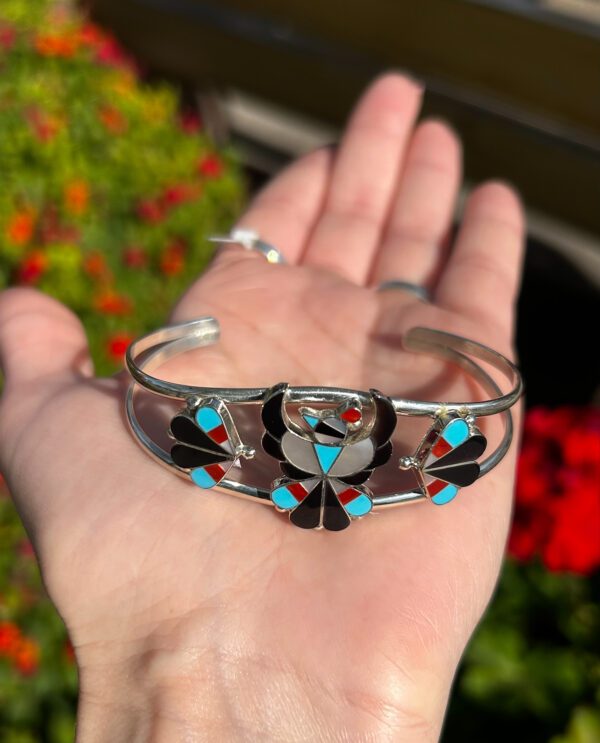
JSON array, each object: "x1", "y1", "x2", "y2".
[{"x1": 0, "y1": 0, "x2": 243, "y2": 376}]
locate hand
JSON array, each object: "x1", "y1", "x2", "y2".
[{"x1": 0, "y1": 73, "x2": 525, "y2": 742}]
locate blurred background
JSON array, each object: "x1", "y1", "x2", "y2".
[{"x1": 0, "y1": 0, "x2": 599, "y2": 740}]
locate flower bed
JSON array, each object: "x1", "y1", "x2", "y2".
[{"x1": 0, "y1": 0, "x2": 243, "y2": 377}]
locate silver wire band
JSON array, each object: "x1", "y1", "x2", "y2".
[
  {"x1": 208, "y1": 228, "x2": 286, "y2": 264},
  {"x1": 377, "y1": 280, "x2": 431, "y2": 302},
  {"x1": 125, "y1": 319, "x2": 522, "y2": 508}
]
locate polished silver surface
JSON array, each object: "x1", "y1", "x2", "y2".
[
  {"x1": 209, "y1": 227, "x2": 286, "y2": 264},
  {"x1": 377, "y1": 279, "x2": 431, "y2": 302},
  {"x1": 125, "y1": 317, "x2": 522, "y2": 508}
]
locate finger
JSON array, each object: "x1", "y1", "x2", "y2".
[
  {"x1": 301, "y1": 73, "x2": 424, "y2": 283},
  {"x1": 232, "y1": 146, "x2": 332, "y2": 265},
  {"x1": 169, "y1": 147, "x2": 331, "y2": 322},
  {"x1": 0, "y1": 287, "x2": 93, "y2": 390},
  {"x1": 369, "y1": 118, "x2": 461, "y2": 287},
  {"x1": 435, "y1": 181, "x2": 525, "y2": 337}
]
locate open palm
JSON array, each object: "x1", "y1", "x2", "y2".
[{"x1": 0, "y1": 74, "x2": 524, "y2": 742}]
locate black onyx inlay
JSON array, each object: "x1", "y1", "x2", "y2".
[
  {"x1": 370, "y1": 391, "x2": 397, "y2": 446},
  {"x1": 434, "y1": 435, "x2": 487, "y2": 468},
  {"x1": 281, "y1": 461, "x2": 313, "y2": 480},
  {"x1": 290, "y1": 481, "x2": 322, "y2": 529},
  {"x1": 262, "y1": 432, "x2": 284, "y2": 461},
  {"x1": 426, "y1": 462, "x2": 480, "y2": 487},
  {"x1": 171, "y1": 444, "x2": 229, "y2": 469},
  {"x1": 261, "y1": 384, "x2": 288, "y2": 439},
  {"x1": 339, "y1": 469, "x2": 372, "y2": 486},
  {"x1": 315, "y1": 419, "x2": 345, "y2": 439},
  {"x1": 170, "y1": 415, "x2": 224, "y2": 454},
  {"x1": 369, "y1": 440, "x2": 392, "y2": 468},
  {"x1": 322, "y1": 482, "x2": 351, "y2": 531}
]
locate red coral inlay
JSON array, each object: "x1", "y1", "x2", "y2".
[
  {"x1": 205, "y1": 463, "x2": 225, "y2": 482},
  {"x1": 341, "y1": 408, "x2": 362, "y2": 423},
  {"x1": 208, "y1": 424, "x2": 228, "y2": 445},
  {"x1": 288, "y1": 482, "x2": 308, "y2": 502},
  {"x1": 427, "y1": 479, "x2": 447, "y2": 496},
  {"x1": 432, "y1": 437, "x2": 452, "y2": 458},
  {"x1": 338, "y1": 487, "x2": 359, "y2": 505}
]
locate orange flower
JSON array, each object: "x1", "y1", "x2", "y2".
[
  {"x1": 94, "y1": 289, "x2": 132, "y2": 315},
  {"x1": 64, "y1": 180, "x2": 89, "y2": 215},
  {"x1": 84, "y1": 251, "x2": 110, "y2": 279},
  {"x1": 35, "y1": 32, "x2": 79, "y2": 58},
  {"x1": 13, "y1": 637, "x2": 40, "y2": 675},
  {"x1": 99, "y1": 105, "x2": 127, "y2": 134},
  {"x1": 5, "y1": 210, "x2": 35, "y2": 245},
  {"x1": 159, "y1": 240, "x2": 186, "y2": 276},
  {"x1": 16, "y1": 250, "x2": 48, "y2": 284},
  {"x1": 107, "y1": 332, "x2": 134, "y2": 361}
]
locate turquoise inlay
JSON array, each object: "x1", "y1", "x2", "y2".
[
  {"x1": 196, "y1": 406, "x2": 222, "y2": 432},
  {"x1": 303, "y1": 414, "x2": 320, "y2": 429},
  {"x1": 443, "y1": 419, "x2": 469, "y2": 447},
  {"x1": 431, "y1": 483, "x2": 458, "y2": 505},
  {"x1": 191, "y1": 467, "x2": 216, "y2": 489},
  {"x1": 272, "y1": 486, "x2": 298, "y2": 510},
  {"x1": 344, "y1": 494, "x2": 372, "y2": 517},
  {"x1": 314, "y1": 443, "x2": 342, "y2": 473}
]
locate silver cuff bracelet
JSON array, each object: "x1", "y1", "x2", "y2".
[{"x1": 125, "y1": 318, "x2": 522, "y2": 531}]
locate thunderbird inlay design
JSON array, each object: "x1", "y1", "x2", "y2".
[
  {"x1": 403, "y1": 415, "x2": 487, "y2": 505},
  {"x1": 169, "y1": 398, "x2": 253, "y2": 488},
  {"x1": 262, "y1": 383, "x2": 397, "y2": 530}
]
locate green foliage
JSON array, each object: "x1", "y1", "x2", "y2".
[
  {"x1": 0, "y1": 0, "x2": 244, "y2": 377},
  {"x1": 443, "y1": 560, "x2": 600, "y2": 742}
]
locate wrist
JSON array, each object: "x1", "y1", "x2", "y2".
[{"x1": 74, "y1": 640, "x2": 452, "y2": 742}]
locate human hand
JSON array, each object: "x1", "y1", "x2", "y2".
[{"x1": 0, "y1": 73, "x2": 525, "y2": 742}]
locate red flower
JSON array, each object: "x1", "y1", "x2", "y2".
[
  {"x1": 94, "y1": 290, "x2": 132, "y2": 315},
  {"x1": 197, "y1": 154, "x2": 223, "y2": 178},
  {"x1": 26, "y1": 108, "x2": 62, "y2": 142},
  {"x1": 64, "y1": 639, "x2": 76, "y2": 664},
  {"x1": 136, "y1": 199, "x2": 165, "y2": 224},
  {"x1": 509, "y1": 406, "x2": 600, "y2": 575},
  {"x1": 96, "y1": 37, "x2": 137, "y2": 70},
  {"x1": 180, "y1": 111, "x2": 202, "y2": 133},
  {"x1": 107, "y1": 332, "x2": 133, "y2": 361},
  {"x1": 78, "y1": 22, "x2": 106, "y2": 48},
  {"x1": 0, "y1": 24, "x2": 16, "y2": 51},
  {"x1": 160, "y1": 182, "x2": 200, "y2": 209},
  {"x1": 123, "y1": 246, "x2": 148, "y2": 268},
  {"x1": 159, "y1": 240, "x2": 186, "y2": 276},
  {"x1": 16, "y1": 250, "x2": 47, "y2": 284},
  {"x1": 0, "y1": 621, "x2": 21, "y2": 656}
]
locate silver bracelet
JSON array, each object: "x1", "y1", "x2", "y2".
[{"x1": 125, "y1": 317, "x2": 523, "y2": 532}]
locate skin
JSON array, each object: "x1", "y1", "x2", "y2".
[{"x1": 0, "y1": 73, "x2": 525, "y2": 742}]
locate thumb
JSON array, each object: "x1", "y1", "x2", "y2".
[{"x1": 0, "y1": 287, "x2": 93, "y2": 391}]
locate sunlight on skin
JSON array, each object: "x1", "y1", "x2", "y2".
[{"x1": 0, "y1": 73, "x2": 524, "y2": 742}]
